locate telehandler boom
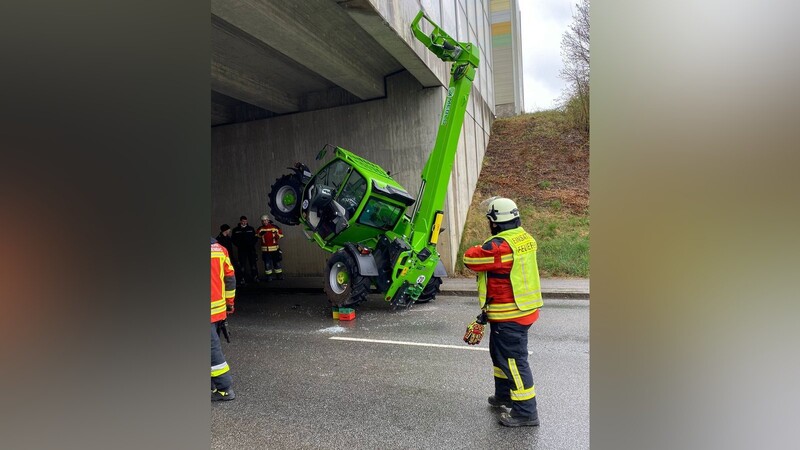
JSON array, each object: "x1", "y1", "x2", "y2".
[{"x1": 267, "y1": 11, "x2": 479, "y2": 308}]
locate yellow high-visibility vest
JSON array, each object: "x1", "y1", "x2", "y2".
[{"x1": 477, "y1": 227, "x2": 543, "y2": 316}]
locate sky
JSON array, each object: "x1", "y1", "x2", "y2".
[{"x1": 517, "y1": 0, "x2": 577, "y2": 112}]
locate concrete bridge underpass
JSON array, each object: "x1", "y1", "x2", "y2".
[{"x1": 211, "y1": 0, "x2": 495, "y2": 275}]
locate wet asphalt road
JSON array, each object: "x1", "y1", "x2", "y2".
[{"x1": 211, "y1": 290, "x2": 589, "y2": 449}]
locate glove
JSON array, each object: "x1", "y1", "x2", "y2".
[
  {"x1": 226, "y1": 304, "x2": 235, "y2": 315},
  {"x1": 217, "y1": 320, "x2": 230, "y2": 343},
  {"x1": 463, "y1": 311, "x2": 488, "y2": 345},
  {"x1": 463, "y1": 320, "x2": 485, "y2": 345},
  {"x1": 464, "y1": 316, "x2": 487, "y2": 346}
]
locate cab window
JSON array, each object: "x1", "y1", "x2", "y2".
[
  {"x1": 357, "y1": 197, "x2": 403, "y2": 231},
  {"x1": 314, "y1": 160, "x2": 351, "y2": 190},
  {"x1": 336, "y1": 171, "x2": 367, "y2": 219}
]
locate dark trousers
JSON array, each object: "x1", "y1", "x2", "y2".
[
  {"x1": 236, "y1": 245, "x2": 258, "y2": 281},
  {"x1": 489, "y1": 321, "x2": 538, "y2": 418},
  {"x1": 211, "y1": 322, "x2": 232, "y2": 391},
  {"x1": 261, "y1": 250, "x2": 283, "y2": 277}
]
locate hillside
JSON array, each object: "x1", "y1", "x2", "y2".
[
  {"x1": 477, "y1": 110, "x2": 588, "y2": 213},
  {"x1": 456, "y1": 110, "x2": 590, "y2": 277}
]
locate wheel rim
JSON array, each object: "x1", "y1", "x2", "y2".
[
  {"x1": 276, "y1": 186, "x2": 297, "y2": 212},
  {"x1": 329, "y1": 262, "x2": 349, "y2": 294}
]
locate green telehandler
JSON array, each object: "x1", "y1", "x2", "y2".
[{"x1": 267, "y1": 11, "x2": 479, "y2": 309}]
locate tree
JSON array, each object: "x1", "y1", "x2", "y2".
[{"x1": 560, "y1": 0, "x2": 590, "y2": 133}]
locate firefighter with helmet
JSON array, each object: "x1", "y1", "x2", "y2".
[
  {"x1": 257, "y1": 214, "x2": 284, "y2": 281},
  {"x1": 462, "y1": 197, "x2": 543, "y2": 427}
]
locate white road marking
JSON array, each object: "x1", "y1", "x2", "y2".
[
  {"x1": 329, "y1": 336, "x2": 489, "y2": 352},
  {"x1": 329, "y1": 336, "x2": 533, "y2": 355}
]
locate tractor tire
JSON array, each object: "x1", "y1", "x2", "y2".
[
  {"x1": 324, "y1": 250, "x2": 371, "y2": 307},
  {"x1": 268, "y1": 174, "x2": 303, "y2": 225},
  {"x1": 415, "y1": 276, "x2": 442, "y2": 304}
]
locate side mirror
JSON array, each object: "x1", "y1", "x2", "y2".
[{"x1": 316, "y1": 143, "x2": 334, "y2": 161}]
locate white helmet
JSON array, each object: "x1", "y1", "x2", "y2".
[
  {"x1": 485, "y1": 197, "x2": 520, "y2": 223},
  {"x1": 260, "y1": 214, "x2": 270, "y2": 221}
]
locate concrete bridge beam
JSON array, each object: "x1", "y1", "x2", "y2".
[{"x1": 211, "y1": 0, "x2": 393, "y2": 100}]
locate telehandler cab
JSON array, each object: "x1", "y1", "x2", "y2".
[{"x1": 267, "y1": 11, "x2": 479, "y2": 309}]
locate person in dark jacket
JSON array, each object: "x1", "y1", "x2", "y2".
[
  {"x1": 231, "y1": 216, "x2": 258, "y2": 284},
  {"x1": 216, "y1": 224, "x2": 237, "y2": 282},
  {"x1": 216, "y1": 224, "x2": 234, "y2": 254}
]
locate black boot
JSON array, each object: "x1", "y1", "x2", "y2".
[
  {"x1": 211, "y1": 388, "x2": 236, "y2": 402},
  {"x1": 499, "y1": 411, "x2": 540, "y2": 427}
]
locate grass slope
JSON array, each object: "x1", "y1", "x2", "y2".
[{"x1": 456, "y1": 110, "x2": 589, "y2": 277}]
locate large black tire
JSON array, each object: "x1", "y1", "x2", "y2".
[
  {"x1": 268, "y1": 174, "x2": 304, "y2": 225},
  {"x1": 415, "y1": 276, "x2": 442, "y2": 304},
  {"x1": 324, "y1": 250, "x2": 371, "y2": 307}
]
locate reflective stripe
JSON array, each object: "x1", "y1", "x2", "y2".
[
  {"x1": 211, "y1": 299, "x2": 226, "y2": 316},
  {"x1": 493, "y1": 366, "x2": 508, "y2": 379},
  {"x1": 516, "y1": 296, "x2": 543, "y2": 311},
  {"x1": 274, "y1": 269, "x2": 282, "y2": 273},
  {"x1": 487, "y1": 308, "x2": 536, "y2": 321},
  {"x1": 508, "y1": 358, "x2": 524, "y2": 390},
  {"x1": 515, "y1": 289, "x2": 541, "y2": 297},
  {"x1": 486, "y1": 303, "x2": 520, "y2": 312},
  {"x1": 211, "y1": 362, "x2": 229, "y2": 377},
  {"x1": 464, "y1": 255, "x2": 494, "y2": 265},
  {"x1": 264, "y1": 269, "x2": 273, "y2": 275},
  {"x1": 212, "y1": 254, "x2": 226, "y2": 304},
  {"x1": 261, "y1": 246, "x2": 279, "y2": 252},
  {"x1": 224, "y1": 290, "x2": 235, "y2": 298},
  {"x1": 500, "y1": 254, "x2": 514, "y2": 263},
  {"x1": 510, "y1": 385, "x2": 536, "y2": 401}
]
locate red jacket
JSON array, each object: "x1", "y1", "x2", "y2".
[
  {"x1": 211, "y1": 242, "x2": 236, "y2": 323},
  {"x1": 463, "y1": 237, "x2": 539, "y2": 326},
  {"x1": 257, "y1": 223, "x2": 283, "y2": 252}
]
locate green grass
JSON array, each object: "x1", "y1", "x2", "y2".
[
  {"x1": 516, "y1": 109, "x2": 569, "y2": 140},
  {"x1": 456, "y1": 202, "x2": 589, "y2": 278}
]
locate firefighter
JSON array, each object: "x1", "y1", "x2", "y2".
[
  {"x1": 231, "y1": 215, "x2": 258, "y2": 284},
  {"x1": 257, "y1": 214, "x2": 284, "y2": 281},
  {"x1": 462, "y1": 197, "x2": 543, "y2": 427},
  {"x1": 210, "y1": 237, "x2": 236, "y2": 401}
]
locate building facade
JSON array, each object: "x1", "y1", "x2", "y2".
[{"x1": 490, "y1": 0, "x2": 525, "y2": 117}]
